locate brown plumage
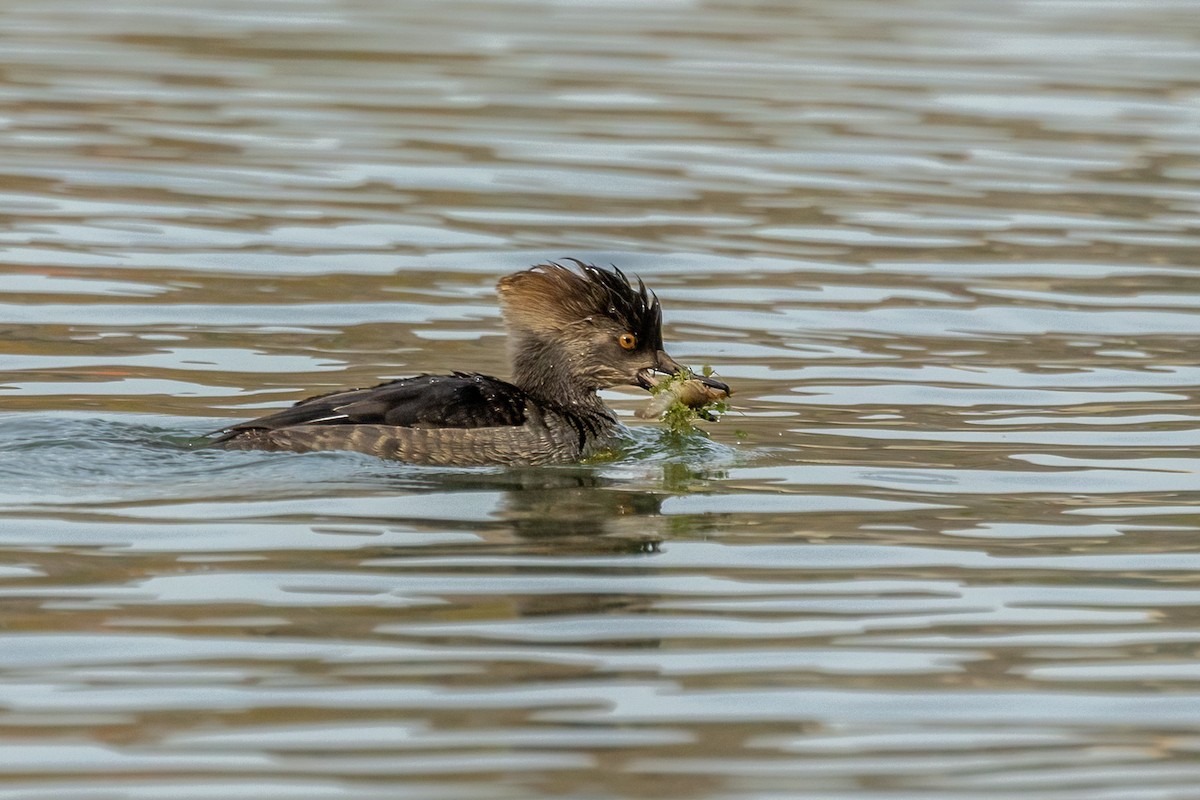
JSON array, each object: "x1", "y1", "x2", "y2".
[{"x1": 210, "y1": 260, "x2": 729, "y2": 465}]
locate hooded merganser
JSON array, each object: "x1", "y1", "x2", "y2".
[{"x1": 210, "y1": 260, "x2": 730, "y2": 466}]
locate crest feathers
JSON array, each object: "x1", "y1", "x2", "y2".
[{"x1": 497, "y1": 260, "x2": 662, "y2": 346}]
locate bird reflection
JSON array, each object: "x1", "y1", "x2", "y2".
[{"x1": 369, "y1": 461, "x2": 727, "y2": 555}]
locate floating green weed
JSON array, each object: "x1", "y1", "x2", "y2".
[{"x1": 647, "y1": 364, "x2": 729, "y2": 435}]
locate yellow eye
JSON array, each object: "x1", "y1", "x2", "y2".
[{"x1": 618, "y1": 332, "x2": 637, "y2": 350}]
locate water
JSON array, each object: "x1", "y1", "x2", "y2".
[{"x1": 2, "y1": 0, "x2": 1199, "y2": 797}]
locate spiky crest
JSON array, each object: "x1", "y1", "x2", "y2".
[{"x1": 496, "y1": 259, "x2": 662, "y2": 349}]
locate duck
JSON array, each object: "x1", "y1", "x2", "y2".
[{"x1": 210, "y1": 260, "x2": 729, "y2": 466}]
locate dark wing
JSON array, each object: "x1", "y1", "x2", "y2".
[{"x1": 211, "y1": 373, "x2": 528, "y2": 441}]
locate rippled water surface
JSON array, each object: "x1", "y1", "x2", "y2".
[{"x1": 2, "y1": 0, "x2": 1200, "y2": 797}]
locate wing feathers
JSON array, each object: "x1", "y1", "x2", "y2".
[{"x1": 212, "y1": 373, "x2": 529, "y2": 443}]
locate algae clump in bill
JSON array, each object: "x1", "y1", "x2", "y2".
[{"x1": 638, "y1": 365, "x2": 731, "y2": 434}]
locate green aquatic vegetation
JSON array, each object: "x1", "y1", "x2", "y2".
[{"x1": 642, "y1": 365, "x2": 730, "y2": 434}]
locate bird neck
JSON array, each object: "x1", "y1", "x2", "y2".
[{"x1": 509, "y1": 334, "x2": 608, "y2": 416}]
